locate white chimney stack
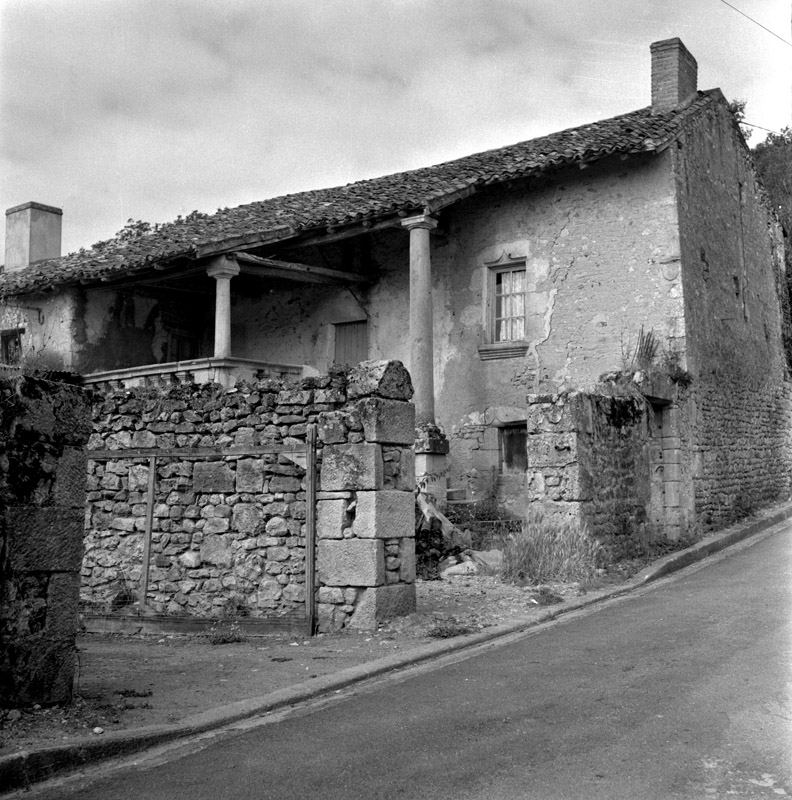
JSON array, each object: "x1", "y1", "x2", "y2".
[
  {"x1": 4, "y1": 201, "x2": 62, "y2": 271},
  {"x1": 650, "y1": 38, "x2": 698, "y2": 114}
]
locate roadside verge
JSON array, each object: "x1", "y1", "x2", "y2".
[{"x1": 3, "y1": 501, "x2": 791, "y2": 795}]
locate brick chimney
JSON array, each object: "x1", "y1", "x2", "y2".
[
  {"x1": 650, "y1": 38, "x2": 698, "y2": 113},
  {"x1": 4, "y1": 202, "x2": 62, "y2": 272}
]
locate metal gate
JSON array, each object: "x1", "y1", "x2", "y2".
[{"x1": 84, "y1": 426, "x2": 317, "y2": 636}]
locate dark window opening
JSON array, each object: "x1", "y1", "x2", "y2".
[
  {"x1": 166, "y1": 329, "x2": 199, "y2": 362},
  {"x1": 1, "y1": 329, "x2": 23, "y2": 365},
  {"x1": 499, "y1": 423, "x2": 528, "y2": 474}
]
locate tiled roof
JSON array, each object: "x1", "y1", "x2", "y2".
[{"x1": 0, "y1": 91, "x2": 720, "y2": 297}]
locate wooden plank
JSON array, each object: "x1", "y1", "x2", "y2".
[
  {"x1": 82, "y1": 612, "x2": 310, "y2": 637},
  {"x1": 139, "y1": 456, "x2": 156, "y2": 608},
  {"x1": 235, "y1": 252, "x2": 370, "y2": 285},
  {"x1": 89, "y1": 443, "x2": 307, "y2": 460},
  {"x1": 305, "y1": 424, "x2": 317, "y2": 635}
]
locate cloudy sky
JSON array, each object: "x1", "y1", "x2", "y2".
[{"x1": 1, "y1": 0, "x2": 790, "y2": 258}]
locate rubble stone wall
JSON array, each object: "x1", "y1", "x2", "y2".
[
  {"x1": 83, "y1": 360, "x2": 416, "y2": 631},
  {"x1": 526, "y1": 392, "x2": 650, "y2": 540},
  {"x1": 683, "y1": 378, "x2": 792, "y2": 528},
  {"x1": 0, "y1": 376, "x2": 91, "y2": 707}
]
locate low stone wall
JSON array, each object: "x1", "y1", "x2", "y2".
[
  {"x1": 0, "y1": 376, "x2": 91, "y2": 707},
  {"x1": 83, "y1": 360, "x2": 416, "y2": 631},
  {"x1": 526, "y1": 391, "x2": 650, "y2": 540}
]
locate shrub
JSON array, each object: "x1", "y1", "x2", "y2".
[{"x1": 501, "y1": 512, "x2": 605, "y2": 585}]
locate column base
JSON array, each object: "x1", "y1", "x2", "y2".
[{"x1": 415, "y1": 424, "x2": 449, "y2": 510}]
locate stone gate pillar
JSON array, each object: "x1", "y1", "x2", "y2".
[{"x1": 315, "y1": 361, "x2": 417, "y2": 631}]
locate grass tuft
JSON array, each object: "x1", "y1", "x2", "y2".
[
  {"x1": 207, "y1": 620, "x2": 247, "y2": 645},
  {"x1": 501, "y1": 512, "x2": 605, "y2": 585}
]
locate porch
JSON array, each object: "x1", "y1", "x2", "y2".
[{"x1": 82, "y1": 356, "x2": 305, "y2": 391}]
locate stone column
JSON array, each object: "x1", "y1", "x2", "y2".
[
  {"x1": 207, "y1": 256, "x2": 240, "y2": 359},
  {"x1": 401, "y1": 214, "x2": 449, "y2": 507},
  {"x1": 401, "y1": 214, "x2": 438, "y2": 426}
]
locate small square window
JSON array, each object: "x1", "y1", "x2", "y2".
[
  {"x1": 1, "y1": 329, "x2": 23, "y2": 365},
  {"x1": 500, "y1": 423, "x2": 528, "y2": 474}
]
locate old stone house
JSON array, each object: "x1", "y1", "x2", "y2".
[{"x1": 1, "y1": 37, "x2": 789, "y2": 550}]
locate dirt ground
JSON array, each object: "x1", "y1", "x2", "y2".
[{"x1": 0, "y1": 573, "x2": 625, "y2": 756}]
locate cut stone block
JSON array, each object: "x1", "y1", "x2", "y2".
[
  {"x1": 398, "y1": 537, "x2": 416, "y2": 583},
  {"x1": 348, "y1": 583, "x2": 416, "y2": 629},
  {"x1": 318, "y1": 539, "x2": 384, "y2": 586},
  {"x1": 236, "y1": 459, "x2": 265, "y2": 493},
  {"x1": 347, "y1": 360, "x2": 414, "y2": 400},
  {"x1": 356, "y1": 398, "x2": 416, "y2": 445},
  {"x1": 193, "y1": 461, "x2": 234, "y2": 492},
  {"x1": 320, "y1": 443, "x2": 383, "y2": 491},
  {"x1": 352, "y1": 491, "x2": 414, "y2": 539},
  {"x1": 392, "y1": 447, "x2": 415, "y2": 492},
  {"x1": 317, "y1": 498, "x2": 349, "y2": 539}
]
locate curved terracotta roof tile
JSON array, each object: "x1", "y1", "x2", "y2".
[{"x1": 0, "y1": 92, "x2": 719, "y2": 296}]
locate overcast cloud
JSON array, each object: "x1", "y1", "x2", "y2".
[{"x1": 1, "y1": 0, "x2": 790, "y2": 257}]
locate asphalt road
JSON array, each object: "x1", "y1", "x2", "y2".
[{"x1": 27, "y1": 527, "x2": 792, "y2": 799}]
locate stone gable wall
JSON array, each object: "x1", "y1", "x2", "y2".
[
  {"x1": 674, "y1": 101, "x2": 792, "y2": 526},
  {"x1": 82, "y1": 360, "x2": 416, "y2": 631},
  {"x1": 0, "y1": 376, "x2": 91, "y2": 706}
]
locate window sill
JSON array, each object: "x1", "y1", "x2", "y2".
[{"x1": 478, "y1": 342, "x2": 529, "y2": 361}]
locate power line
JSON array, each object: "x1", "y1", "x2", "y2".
[
  {"x1": 716, "y1": 0, "x2": 792, "y2": 47},
  {"x1": 743, "y1": 121, "x2": 782, "y2": 134}
]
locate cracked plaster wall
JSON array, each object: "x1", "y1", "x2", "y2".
[
  {"x1": 388, "y1": 153, "x2": 685, "y2": 496},
  {"x1": 231, "y1": 283, "x2": 370, "y2": 372},
  {"x1": 0, "y1": 291, "x2": 79, "y2": 372}
]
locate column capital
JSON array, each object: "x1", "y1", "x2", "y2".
[
  {"x1": 401, "y1": 214, "x2": 438, "y2": 232},
  {"x1": 206, "y1": 254, "x2": 240, "y2": 280}
]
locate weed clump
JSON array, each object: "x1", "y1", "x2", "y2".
[
  {"x1": 426, "y1": 622, "x2": 476, "y2": 639},
  {"x1": 501, "y1": 512, "x2": 605, "y2": 585},
  {"x1": 207, "y1": 620, "x2": 247, "y2": 645}
]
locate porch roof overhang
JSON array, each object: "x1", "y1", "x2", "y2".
[{"x1": 0, "y1": 90, "x2": 723, "y2": 300}]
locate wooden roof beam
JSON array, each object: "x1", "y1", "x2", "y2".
[{"x1": 234, "y1": 252, "x2": 371, "y2": 285}]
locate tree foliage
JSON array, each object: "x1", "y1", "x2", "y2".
[
  {"x1": 753, "y1": 127, "x2": 792, "y2": 235},
  {"x1": 727, "y1": 99, "x2": 752, "y2": 142}
]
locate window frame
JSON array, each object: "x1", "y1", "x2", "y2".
[
  {"x1": 499, "y1": 422, "x2": 528, "y2": 475},
  {"x1": 479, "y1": 260, "x2": 530, "y2": 361},
  {"x1": 0, "y1": 327, "x2": 24, "y2": 366}
]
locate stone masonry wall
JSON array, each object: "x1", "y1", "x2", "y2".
[
  {"x1": 0, "y1": 376, "x2": 91, "y2": 707},
  {"x1": 526, "y1": 391, "x2": 650, "y2": 540},
  {"x1": 674, "y1": 98, "x2": 792, "y2": 527},
  {"x1": 83, "y1": 360, "x2": 416, "y2": 631}
]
